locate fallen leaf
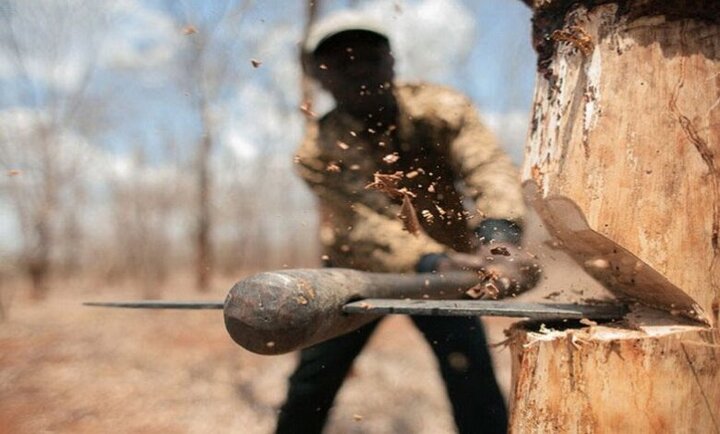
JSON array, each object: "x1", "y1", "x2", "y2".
[
  {"x1": 182, "y1": 25, "x2": 197, "y2": 35},
  {"x1": 7, "y1": 169, "x2": 21, "y2": 177}
]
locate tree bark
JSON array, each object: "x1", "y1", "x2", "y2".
[
  {"x1": 510, "y1": 1, "x2": 720, "y2": 432},
  {"x1": 522, "y1": 0, "x2": 720, "y2": 324}
]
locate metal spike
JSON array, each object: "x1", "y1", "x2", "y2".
[{"x1": 84, "y1": 301, "x2": 224, "y2": 309}]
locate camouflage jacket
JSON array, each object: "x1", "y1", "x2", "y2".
[{"x1": 294, "y1": 82, "x2": 525, "y2": 272}]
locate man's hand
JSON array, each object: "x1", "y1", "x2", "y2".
[{"x1": 437, "y1": 243, "x2": 541, "y2": 299}]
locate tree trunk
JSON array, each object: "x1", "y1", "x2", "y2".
[
  {"x1": 196, "y1": 98, "x2": 213, "y2": 292},
  {"x1": 29, "y1": 136, "x2": 57, "y2": 299},
  {"x1": 511, "y1": 1, "x2": 720, "y2": 431},
  {"x1": 522, "y1": 0, "x2": 720, "y2": 324},
  {"x1": 508, "y1": 311, "x2": 720, "y2": 433}
]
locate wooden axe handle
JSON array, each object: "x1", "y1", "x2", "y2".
[{"x1": 223, "y1": 268, "x2": 480, "y2": 355}]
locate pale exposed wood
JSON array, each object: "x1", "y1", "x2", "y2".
[
  {"x1": 508, "y1": 310, "x2": 720, "y2": 433},
  {"x1": 522, "y1": 2, "x2": 720, "y2": 324}
]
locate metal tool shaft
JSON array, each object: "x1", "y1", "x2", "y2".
[
  {"x1": 343, "y1": 299, "x2": 628, "y2": 320},
  {"x1": 85, "y1": 269, "x2": 629, "y2": 356}
]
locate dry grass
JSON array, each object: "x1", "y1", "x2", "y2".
[{"x1": 0, "y1": 229, "x2": 612, "y2": 433}]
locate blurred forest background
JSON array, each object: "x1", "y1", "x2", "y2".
[{"x1": 0, "y1": 0, "x2": 535, "y2": 309}]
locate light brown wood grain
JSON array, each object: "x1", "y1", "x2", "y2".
[
  {"x1": 522, "y1": 2, "x2": 720, "y2": 324},
  {"x1": 508, "y1": 313, "x2": 720, "y2": 433}
]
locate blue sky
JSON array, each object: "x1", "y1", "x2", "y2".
[{"x1": 0, "y1": 0, "x2": 538, "y2": 254}]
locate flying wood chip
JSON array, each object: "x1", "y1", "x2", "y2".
[
  {"x1": 466, "y1": 282, "x2": 500, "y2": 300},
  {"x1": 421, "y1": 209, "x2": 434, "y2": 224},
  {"x1": 366, "y1": 171, "x2": 421, "y2": 235},
  {"x1": 299, "y1": 101, "x2": 316, "y2": 118},
  {"x1": 551, "y1": 25, "x2": 593, "y2": 56},
  {"x1": 383, "y1": 153, "x2": 400, "y2": 164},
  {"x1": 365, "y1": 171, "x2": 405, "y2": 198},
  {"x1": 399, "y1": 194, "x2": 422, "y2": 236},
  {"x1": 490, "y1": 246, "x2": 511, "y2": 256}
]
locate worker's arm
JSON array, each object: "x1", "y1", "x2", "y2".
[
  {"x1": 294, "y1": 121, "x2": 451, "y2": 273},
  {"x1": 431, "y1": 89, "x2": 539, "y2": 295},
  {"x1": 443, "y1": 93, "x2": 526, "y2": 242}
]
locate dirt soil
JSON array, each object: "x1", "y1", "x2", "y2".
[{"x1": 0, "y1": 223, "x2": 613, "y2": 433}]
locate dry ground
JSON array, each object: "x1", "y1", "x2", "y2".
[{"x1": 0, "y1": 223, "x2": 612, "y2": 433}]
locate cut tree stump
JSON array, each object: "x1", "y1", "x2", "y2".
[
  {"x1": 522, "y1": 0, "x2": 720, "y2": 325},
  {"x1": 508, "y1": 309, "x2": 720, "y2": 433},
  {"x1": 510, "y1": 1, "x2": 720, "y2": 432}
]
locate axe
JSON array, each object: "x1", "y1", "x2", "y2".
[{"x1": 86, "y1": 268, "x2": 627, "y2": 355}]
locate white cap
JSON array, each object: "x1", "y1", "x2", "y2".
[{"x1": 304, "y1": 11, "x2": 389, "y2": 54}]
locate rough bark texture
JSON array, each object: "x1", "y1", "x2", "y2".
[
  {"x1": 509, "y1": 310, "x2": 720, "y2": 433},
  {"x1": 510, "y1": 2, "x2": 720, "y2": 432},
  {"x1": 522, "y1": 1, "x2": 720, "y2": 324}
]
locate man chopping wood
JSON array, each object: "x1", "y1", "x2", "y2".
[{"x1": 278, "y1": 12, "x2": 539, "y2": 434}]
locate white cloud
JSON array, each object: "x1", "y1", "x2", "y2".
[
  {"x1": 223, "y1": 127, "x2": 258, "y2": 161},
  {"x1": 0, "y1": 199, "x2": 21, "y2": 255},
  {"x1": 0, "y1": 0, "x2": 180, "y2": 89},
  {"x1": 0, "y1": 0, "x2": 102, "y2": 90},
  {"x1": 0, "y1": 107, "x2": 182, "y2": 189},
  {"x1": 482, "y1": 110, "x2": 530, "y2": 164},
  {"x1": 0, "y1": 107, "x2": 95, "y2": 175},
  {"x1": 358, "y1": 0, "x2": 475, "y2": 82},
  {"x1": 100, "y1": 0, "x2": 181, "y2": 69},
  {"x1": 220, "y1": 81, "x2": 304, "y2": 156}
]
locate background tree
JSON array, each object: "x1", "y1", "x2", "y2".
[{"x1": 0, "y1": 0, "x2": 109, "y2": 297}]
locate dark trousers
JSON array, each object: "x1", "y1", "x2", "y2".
[{"x1": 275, "y1": 315, "x2": 508, "y2": 434}]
